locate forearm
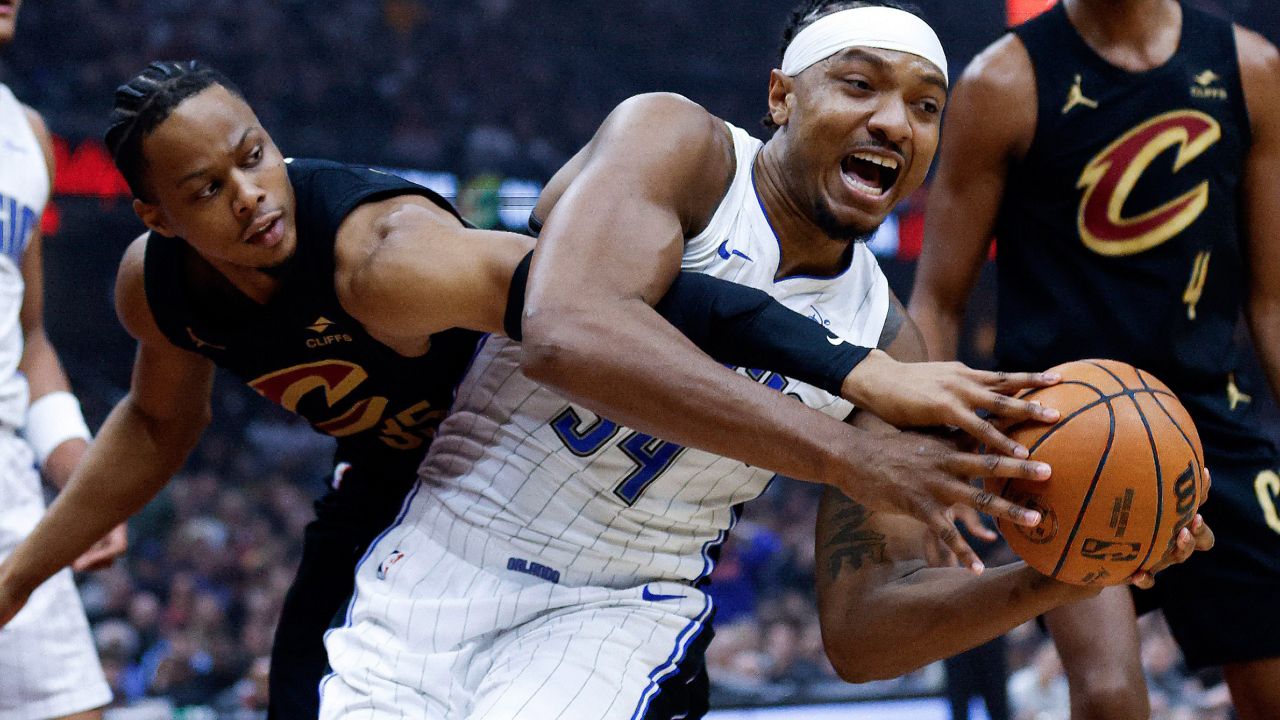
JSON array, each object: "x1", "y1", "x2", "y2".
[
  {"x1": 908, "y1": 293, "x2": 964, "y2": 362},
  {"x1": 822, "y1": 562, "x2": 1095, "y2": 682},
  {"x1": 0, "y1": 394, "x2": 204, "y2": 594},
  {"x1": 522, "y1": 297, "x2": 857, "y2": 486},
  {"x1": 18, "y1": 330, "x2": 72, "y2": 398}
]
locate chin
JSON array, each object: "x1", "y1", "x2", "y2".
[{"x1": 814, "y1": 200, "x2": 881, "y2": 244}]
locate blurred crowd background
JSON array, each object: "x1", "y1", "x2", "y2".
[{"x1": 3, "y1": 1, "x2": 1278, "y2": 718}]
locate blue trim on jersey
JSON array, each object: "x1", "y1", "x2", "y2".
[
  {"x1": 695, "y1": 503, "x2": 744, "y2": 583},
  {"x1": 317, "y1": 480, "x2": 425, "y2": 703},
  {"x1": 628, "y1": 592, "x2": 714, "y2": 720},
  {"x1": 749, "y1": 167, "x2": 858, "y2": 284}
]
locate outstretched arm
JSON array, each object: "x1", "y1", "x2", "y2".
[
  {"x1": 520, "y1": 93, "x2": 1049, "y2": 564},
  {"x1": 0, "y1": 237, "x2": 214, "y2": 623},
  {"x1": 815, "y1": 290, "x2": 1211, "y2": 681}
]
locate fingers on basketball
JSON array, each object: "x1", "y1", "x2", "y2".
[{"x1": 984, "y1": 360, "x2": 1206, "y2": 587}]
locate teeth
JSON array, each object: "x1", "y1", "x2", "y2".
[
  {"x1": 852, "y1": 152, "x2": 899, "y2": 170},
  {"x1": 843, "y1": 173, "x2": 886, "y2": 197}
]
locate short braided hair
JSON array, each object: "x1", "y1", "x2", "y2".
[{"x1": 104, "y1": 61, "x2": 242, "y2": 200}]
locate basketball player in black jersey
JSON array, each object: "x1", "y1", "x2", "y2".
[
  {"x1": 910, "y1": 1, "x2": 1280, "y2": 718},
  {"x1": 0, "y1": 60, "x2": 1073, "y2": 718}
]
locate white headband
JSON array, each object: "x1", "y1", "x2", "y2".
[{"x1": 780, "y1": 6, "x2": 949, "y2": 86}]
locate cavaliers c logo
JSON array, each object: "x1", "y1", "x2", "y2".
[
  {"x1": 1076, "y1": 110, "x2": 1221, "y2": 256},
  {"x1": 250, "y1": 360, "x2": 389, "y2": 437}
]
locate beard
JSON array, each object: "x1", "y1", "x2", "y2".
[
  {"x1": 812, "y1": 195, "x2": 877, "y2": 245},
  {"x1": 258, "y1": 247, "x2": 297, "y2": 279}
]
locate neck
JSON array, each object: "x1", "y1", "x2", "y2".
[
  {"x1": 1065, "y1": 0, "x2": 1182, "y2": 70},
  {"x1": 194, "y1": 252, "x2": 283, "y2": 305},
  {"x1": 754, "y1": 138, "x2": 860, "y2": 280}
]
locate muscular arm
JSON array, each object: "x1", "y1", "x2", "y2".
[
  {"x1": 334, "y1": 194, "x2": 533, "y2": 354},
  {"x1": 817, "y1": 287, "x2": 1096, "y2": 682},
  {"x1": 909, "y1": 36, "x2": 1037, "y2": 361},
  {"x1": 1238, "y1": 28, "x2": 1280, "y2": 403},
  {"x1": 520, "y1": 94, "x2": 1055, "y2": 568},
  {"x1": 522, "y1": 94, "x2": 855, "y2": 481},
  {"x1": 0, "y1": 237, "x2": 214, "y2": 609}
]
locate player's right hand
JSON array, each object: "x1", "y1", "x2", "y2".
[
  {"x1": 72, "y1": 522, "x2": 128, "y2": 573},
  {"x1": 847, "y1": 428, "x2": 1050, "y2": 574},
  {"x1": 842, "y1": 351, "x2": 1061, "y2": 458},
  {"x1": 1130, "y1": 469, "x2": 1215, "y2": 589}
]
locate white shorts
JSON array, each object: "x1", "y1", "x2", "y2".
[
  {"x1": 0, "y1": 432, "x2": 111, "y2": 719},
  {"x1": 321, "y1": 505, "x2": 714, "y2": 720}
]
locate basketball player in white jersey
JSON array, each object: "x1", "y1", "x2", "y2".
[
  {"x1": 0, "y1": 0, "x2": 120, "y2": 716},
  {"x1": 320, "y1": 3, "x2": 1210, "y2": 718}
]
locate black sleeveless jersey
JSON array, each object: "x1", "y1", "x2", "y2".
[
  {"x1": 997, "y1": 3, "x2": 1271, "y2": 462},
  {"x1": 144, "y1": 158, "x2": 483, "y2": 477}
]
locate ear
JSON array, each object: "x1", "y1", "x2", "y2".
[
  {"x1": 133, "y1": 198, "x2": 174, "y2": 238},
  {"x1": 767, "y1": 69, "x2": 796, "y2": 128}
]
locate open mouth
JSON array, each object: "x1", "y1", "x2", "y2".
[
  {"x1": 840, "y1": 151, "x2": 902, "y2": 198},
  {"x1": 243, "y1": 212, "x2": 285, "y2": 246}
]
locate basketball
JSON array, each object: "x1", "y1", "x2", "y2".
[{"x1": 986, "y1": 359, "x2": 1208, "y2": 586}]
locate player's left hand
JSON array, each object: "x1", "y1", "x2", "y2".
[
  {"x1": 71, "y1": 522, "x2": 128, "y2": 573},
  {"x1": 842, "y1": 351, "x2": 1061, "y2": 459},
  {"x1": 922, "y1": 504, "x2": 999, "y2": 568},
  {"x1": 1130, "y1": 470, "x2": 1215, "y2": 589}
]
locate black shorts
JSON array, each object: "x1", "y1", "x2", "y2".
[
  {"x1": 268, "y1": 460, "x2": 417, "y2": 720},
  {"x1": 1133, "y1": 453, "x2": 1280, "y2": 669}
]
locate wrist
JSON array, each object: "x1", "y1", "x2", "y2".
[
  {"x1": 1019, "y1": 563, "x2": 1103, "y2": 602},
  {"x1": 841, "y1": 349, "x2": 894, "y2": 408},
  {"x1": 0, "y1": 559, "x2": 39, "y2": 600}
]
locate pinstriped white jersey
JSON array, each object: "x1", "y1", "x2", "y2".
[
  {"x1": 411, "y1": 122, "x2": 890, "y2": 589},
  {"x1": 0, "y1": 84, "x2": 47, "y2": 430}
]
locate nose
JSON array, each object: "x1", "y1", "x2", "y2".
[
  {"x1": 230, "y1": 169, "x2": 266, "y2": 220},
  {"x1": 867, "y1": 95, "x2": 912, "y2": 149}
]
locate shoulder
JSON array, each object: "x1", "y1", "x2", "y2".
[
  {"x1": 957, "y1": 34, "x2": 1037, "y2": 105},
  {"x1": 593, "y1": 93, "x2": 736, "y2": 225},
  {"x1": 20, "y1": 104, "x2": 55, "y2": 190},
  {"x1": 1234, "y1": 25, "x2": 1280, "y2": 132},
  {"x1": 947, "y1": 34, "x2": 1038, "y2": 157},
  {"x1": 114, "y1": 232, "x2": 169, "y2": 346},
  {"x1": 599, "y1": 93, "x2": 731, "y2": 165}
]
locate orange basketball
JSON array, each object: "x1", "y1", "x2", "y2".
[{"x1": 985, "y1": 359, "x2": 1207, "y2": 586}]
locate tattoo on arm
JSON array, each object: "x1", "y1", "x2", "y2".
[
  {"x1": 824, "y1": 497, "x2": 889, "y2": 580},
  {"x1": 878, "y1": 295, "x2": 907, "y2": 350}
]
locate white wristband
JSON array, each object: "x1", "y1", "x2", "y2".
[{"x1": 24, "y1": 391, "x2": 92, "y2": 465}]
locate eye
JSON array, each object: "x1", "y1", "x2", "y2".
[
  {"x1": 245, "y1": 145, "x2": 264, "y2": 165},
  {"x1": 918, "y1": 98, "x2": 942, "y2": 115},
  {"x1": 196, "y1": 181, "x2": 220, "y2": 200},
  {"x1": 844, "y1": 77, "x2": 873, "y2": 92}
]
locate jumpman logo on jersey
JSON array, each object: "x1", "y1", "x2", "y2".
[
  {"x1": 1227, "y1": 373, "x2": 1252, "y2": 411},
  {"x1": 1062, "y1": 74, "x2": 1099, "y2": 114}
]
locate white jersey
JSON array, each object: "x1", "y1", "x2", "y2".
[
  {"x1": 412, "y1": 122, "x2": 889, "y2": 589},
  {"x1": 0, "y1": 84, "x2": 47, "y2": 430}
]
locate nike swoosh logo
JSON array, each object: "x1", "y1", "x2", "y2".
[
  {"x1": 642, "y1": 586, "x2": 687, "y2": 602},
  {"x1": 716, "y1": 241, "x2": 753, "y2": 262},
  {"x1": 827, "y1": 334, "x2": 848, "y2": 346}
]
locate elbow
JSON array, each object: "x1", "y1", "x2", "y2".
[
  {"x1": 519, "y1": 304, "x2": 594, "y2": 386},
  {"x1": 820, "y1": 608, "x2": 930, "y2": 684},
  {"x1": 825, "y1": 640, "x2": 927, "y2": 684}
]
